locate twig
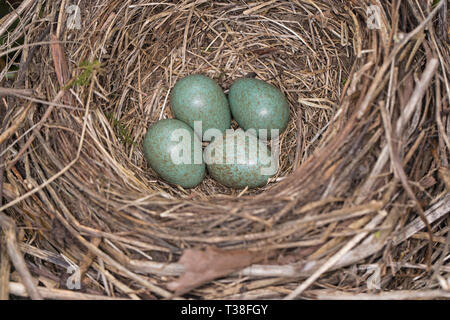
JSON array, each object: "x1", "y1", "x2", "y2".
[
  {"x1": 356, "y1": 58, "x2": 439, "y2": 204},
  {"x1": 0, "y1": 88, "x2": 34, "y2": 97},
  {"x1": 122, "y1": 195, "x2": 450, "y2": 280},
  {"x1": 393, "y1": 194, "x2": 450, "y2": 245},
  {"x1": 356, "y1": 0, "x2": 444, "y2": 119},
  {"x1": 8, "y1": 282, "x2": 129, "y2": 300},
  {"x1": 429, "y1": 215, "x2": 450, "y2": 284},
  {"x1": 56, "y1": 0, "x2": 67, "y2": 39},
  {"x1": 0, "y1": 215, "x2": 41, "y2": 299},
  {"x1": 0, "y1": 233, "x2": 10, "y2": 300},
  {"x1": 381, "y1": 58, "x2": 440, "y2": 269},
  {"x1": 284, "y1": 213, "x2": 385, "y2": 299},
  {"x1": 15, "y1": 25, "x2": 52, "y2": 87},
  {"x1": 0, "y1": 0, "x2": 36, "y2": 37},
  {"x1": 313, "y1": 289, "x2": 450, "y2": 300},
  {"x1": 2, "y1": 92, "x2": 62, "y2": 185},
  {"x1": 0, "y1": 102, "x2": 32, "y2": 145}
]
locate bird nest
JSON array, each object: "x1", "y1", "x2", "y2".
[{"x1": 0, "y1": 0, "x2": 449, "y2": 300}]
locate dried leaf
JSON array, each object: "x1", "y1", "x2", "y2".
[
  {"x1": 167, "y1": 246, "x2": 264, "y2": 296},
  {"x1": 50, "y1": 34, "x2": 72, "y2": 105},
  {"x1": 50, "y1": 35, "x2": 70, "y2": 86}
]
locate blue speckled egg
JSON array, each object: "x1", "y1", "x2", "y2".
[
  {"x1": 170, "y1": 74, "x2": 231, "y2": 141},
  {"x1": 204, "y1": 129, "x2": 277, "y2": 189},
  {"x1": 228, "y1": 78, "x2": 290, "y2": 139},
  {"x1": 143, "y1": 119, "x2": 205, "y2": 188}
]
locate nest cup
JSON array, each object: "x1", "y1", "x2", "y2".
[{"x1": 1, "y1": 0, "x2": 449, "y2": 299}]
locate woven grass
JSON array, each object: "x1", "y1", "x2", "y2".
[{"x1": 0, "y1": 0, "x2": 449, "y2": 299}]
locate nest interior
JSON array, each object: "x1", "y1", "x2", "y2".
[{"x1": 0, "y1": 0, "x2": 449, "y2": 299}]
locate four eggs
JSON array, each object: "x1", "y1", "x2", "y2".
[{"x1": 143, "y1": 74, "x2": 290, "y2": 189}]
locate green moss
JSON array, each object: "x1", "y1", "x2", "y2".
[
  {"x1": 105, "y1": 112, "x2": 136, "y2": 147},
  {"x1": 38, "y1": 2, "x2": 46, "y2": 18},
  {"x1": 65, "y1": 60, "x2": 101, "y2": 89}
]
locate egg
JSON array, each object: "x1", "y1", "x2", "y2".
[
  {"x1": 143, "y1": 119, "x2": 205, "y2": 188},
  {"x1": 228, "y1": 78, "x2": 290, "y2": 139},
  {"x1": 204, "y1": 129, "x2": 277, "y2": 189},
  {"x1": 170, "y1": 74, "x2": 231, "y2": 141}
]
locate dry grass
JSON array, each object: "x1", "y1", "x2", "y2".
[{"x1": 0, "y1": 0, "x2": 449, "y2": 299}]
